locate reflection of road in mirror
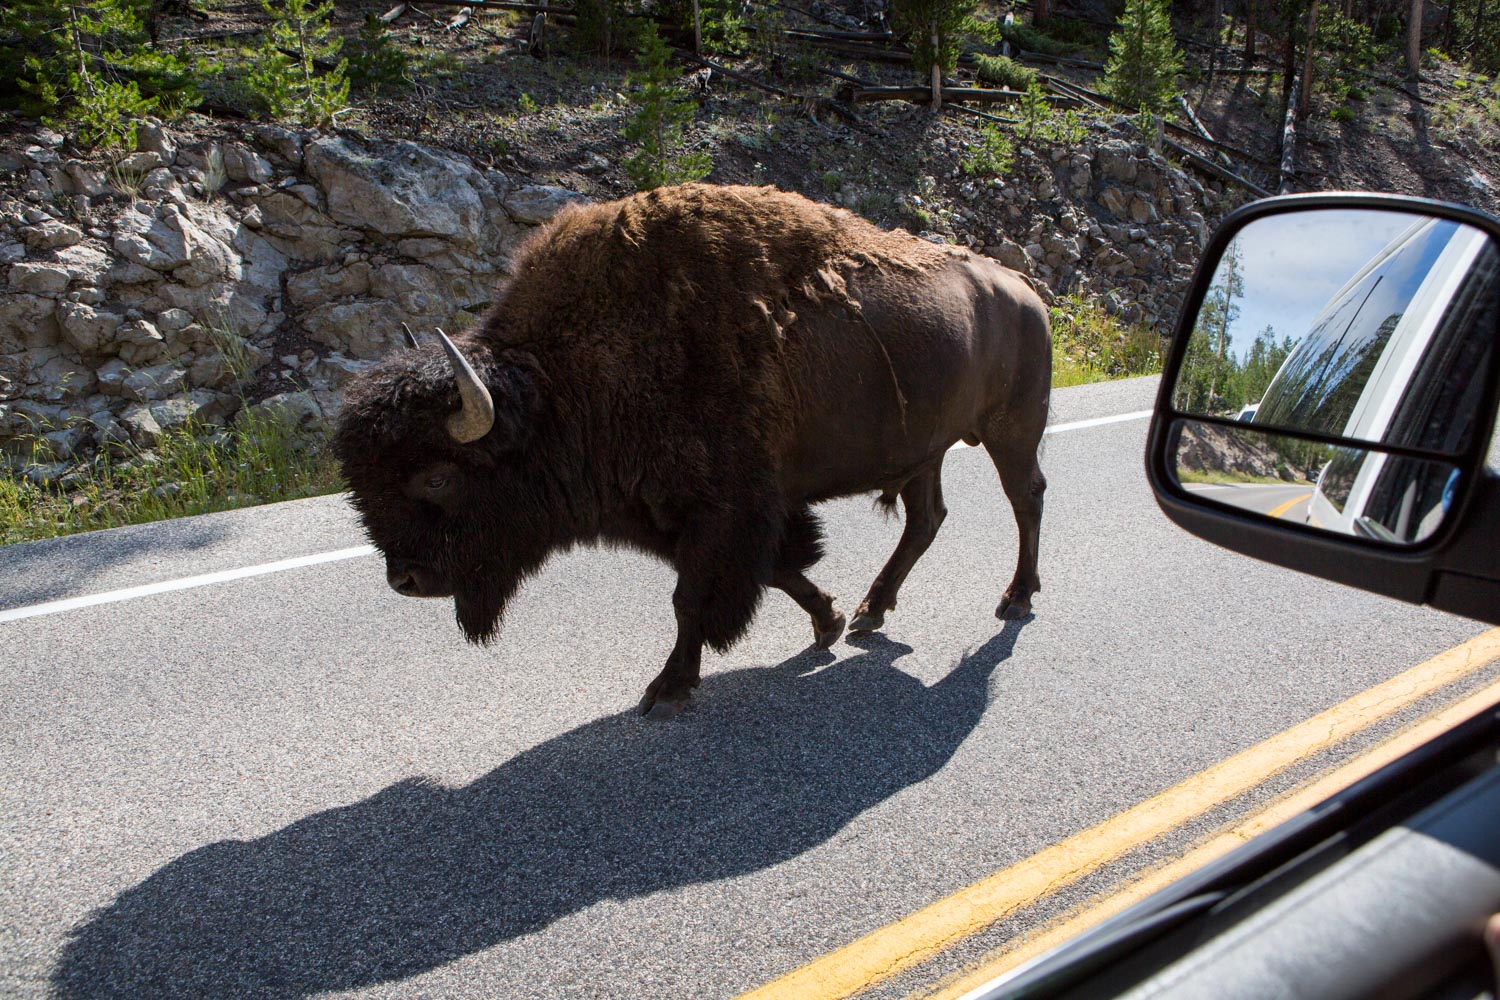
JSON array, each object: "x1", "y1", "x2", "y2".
[
  {"x1": 54, "y1": 623, "x2": 1030, "y2": 999},
  {"x1": 1173, "y1": 419, "x2": 1459, "y2": 544}
]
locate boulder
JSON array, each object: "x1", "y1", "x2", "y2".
[
  {"x1": 8, "y1": 262, "x2": 71, "y2": 295},
  {"x1": 121, "y1": 363, "x2": 187, "y2": 402},
  {"x1": 55, "y1": 302, "x2": 123, "y2": 355},
  {"x1": 20, "y1": 219, "x2": 83, "y2": 250},
  {"x1": 503, "y1": 185, "x2": 588, "y2": 225},
  {"x1": 305, "y1": 136, "x2": 499, "y2": 249}
]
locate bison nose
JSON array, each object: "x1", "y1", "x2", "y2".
[
  {"x1": 386, "y1": 559, "x2": 425, "y2": 597},
  {"x1": 388, "y1": 567, "x2": 421, "y2": 596}
]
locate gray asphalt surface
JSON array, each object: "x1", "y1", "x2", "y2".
[{"x1": 1, "y1": 375, "x2": 1491, "y2": 1000}]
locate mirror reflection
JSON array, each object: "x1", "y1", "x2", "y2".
[
  {"x1": 1173, "y1": 209, "x2": 1499, "y2": 455},
  {"x1": 1173, "y1": 418, "x2": 1461, "y2": 544}
]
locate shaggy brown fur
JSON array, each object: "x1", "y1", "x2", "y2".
[{"x1": 335, "y1": 183, "x2": 1051, "y2": 718}]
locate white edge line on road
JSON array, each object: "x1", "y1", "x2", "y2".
[
  {"x1": 1044, "y1": 410, "x2": 1154, "y2": 435},
  {"x1": 4, "y1": 409, "x2": 1155, "y2": 624},
  {"x1": 0, "y1": 545, "x2": 377, "y2": 624}
]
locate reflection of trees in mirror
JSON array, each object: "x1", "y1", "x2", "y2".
[
  {"x1": 1176, "y1": 243, "x2": 1243, "y2": 415},
  {"x1": 1258, "y1": 306, "x2": 1401, "y2": 435},
  {"x1": 1176, "y1": 420, "x2": 1331, "y2": 485},
  {"x1": 1177, "y1": 324, "x2": 1295, "y2": 418}
]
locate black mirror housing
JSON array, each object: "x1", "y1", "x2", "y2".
[{"x1": 1147, "y1": 193, "x2": 1500, "y2": 625}]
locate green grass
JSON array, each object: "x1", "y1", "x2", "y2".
[
  {"x1": 1049, "y1": 292, "x2": 1165, "y2": 387},
  {"x1": 1, "y1": 410, "x2": 342, "y2": 546},
  {"x1": 1176, "y1": 468, "x2": 1303, "y2": 486}
]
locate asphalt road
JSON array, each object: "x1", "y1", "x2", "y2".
[{"x1": 1, "y1": 375, "x2": 1492, "y2": 1000}]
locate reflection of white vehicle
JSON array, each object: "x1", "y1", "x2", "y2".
[
  {"x1": 1235, "y1": 403, "x2": 1259, "y2": 422},
  {"x1": 1254, "y1": 217, "x2": 1498, "y2": 541}
]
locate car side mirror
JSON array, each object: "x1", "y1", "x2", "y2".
[{"x1": 1147, "y1": 193, "x2": 1500, "y2": 625}]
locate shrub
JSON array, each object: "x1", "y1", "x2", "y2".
[
  {"x1": 1049, "y1": 292, "x2": 1164, "y2": 386},
  {"x1": 348, "y1": 14, "x2": 409, "y2": 94},
  {"x1": 2, "y1": 408, "x2": 341, "y2": 546},
  {"x1": 961, "y1": 122, "x2": 1014, "y2": 176},
  {"x1": 973, "y1": 53, "x2": 1038, "y2": 89}
]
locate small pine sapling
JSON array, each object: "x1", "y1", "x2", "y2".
[{"x1": 622, "y1": 26, "x2": 711, "y2": 190}]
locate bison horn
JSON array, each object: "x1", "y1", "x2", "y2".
[
  {"x1": 435, "y1": 327, "x2": 495, "y2": 444},
  {"x1": 400, "y1": 322, "x2": 421, "y2": 350}
]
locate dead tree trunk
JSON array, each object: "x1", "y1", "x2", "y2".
[
  {"x1": 1209, "y1": 0, "x2": 1225, "y2": 81},
  {"x1": 1279, "y1": 71, "x2": 1300, "y2": 193},
  {"x1": 930, "y1": 20, "x2": 943, "y2": 111},
  {"x1": 1297, "y1": 0, "x2": 1316, "y2": 117},
  {"x1": 1405, "y1": 0, "x2": 1424, "y2": 78}
]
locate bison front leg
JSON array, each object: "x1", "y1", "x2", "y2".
[
  {"x1": 639, "y1": 591, "x2": 706, "y2": 720},
  {"x1": 639, "y1": 504, "x2": 779, "y2": 720}
]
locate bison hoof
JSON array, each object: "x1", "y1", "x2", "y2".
[
  {"x1": 995, "y1": 595, "x2": 1032, "y2": 620},
  {"x1": 638, "y1": 692, "x2": 693, "y2": 721},
  {"x1": 815, "y1": 612, "x2": 847, "y2": 649},
  {"x1": 849, "y1": 609, "x2": 885, "y2": 633}
]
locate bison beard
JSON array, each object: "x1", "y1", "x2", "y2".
[
  {"x1": 334, "y1": 183, "x2": 1051, "y2": 720},
  {"x1": 452, "y1": 572, "x2": 517, "y2": 646}
]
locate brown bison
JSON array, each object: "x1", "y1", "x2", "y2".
[{"x1": 334, "y1": 184, "x2": 1050, "y2": 718}]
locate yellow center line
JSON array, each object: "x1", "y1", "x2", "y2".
[
  {"x1": 734, "y1": 628, "x2": 1500, "y2": 1000},
  {"x1": 918, "y1": 669, "x2": 1500, "y2": 1000},
  {"x1": 1266, "y1": 492, "x2": 1313, "y2": 519}
]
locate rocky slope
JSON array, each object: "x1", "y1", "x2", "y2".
[{"x1": 3, "y1": 0, "x2": 1498, "y2": 482}]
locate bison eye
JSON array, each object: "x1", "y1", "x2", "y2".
[{"x1": 408, "y1": 462, "x2": 461, "y2": 500}]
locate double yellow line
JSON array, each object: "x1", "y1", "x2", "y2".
[{"x1": 737, "y1": 628, "x2": 1500, "y2": 1000}]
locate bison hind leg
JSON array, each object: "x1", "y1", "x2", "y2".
[
  {"x1": 851, "y1": 462, "x2": 947, "y2": 634},
  {"x1": 773, "y1": 507, "x2": 845, "y2": 649},
  {"x1": 982, "y1": 415, "x2": 1046, "y2": 622}
]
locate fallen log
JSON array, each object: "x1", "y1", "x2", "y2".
[
  {"x1": 784, "y1": 27, "x2": 895, "y2": 43},
  {"x1": 841, "y1": 84, "x2": 1081, "y2": 106},
  {"x1": 379, "y1": 2, "x2": 408, "y2": 23},
  {"x1": 1045, "y1": 76, "x2": 1274, "y2": 168},
  {"x1": 675, "y1": 51, "x2": 803, "y2": 101},
  {"x1": 401, "y1": 0, "x2": 575, "y2": 13},
  {"x1": 1042, "y1": 77, "x2": 1272, "y2": 197}
]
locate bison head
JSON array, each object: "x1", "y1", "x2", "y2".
[{"x1": 333, "y1": 330, "x2": 551, "y2": 644}]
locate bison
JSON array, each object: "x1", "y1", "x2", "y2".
[{"x1": 333, "y1": 183, "x2": 1050, "y2": 718}]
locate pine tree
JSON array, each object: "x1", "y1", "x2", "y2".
[
  {"x1": 249, "y1": 0, "x2": 349, "y2": 127},
  {"x1": 622, "y1": 25, "x2": 711, "y2": 191},
  {"x1": 1017, "y1": 81, "x2": 1052, "y2": 143},
  {"x1": 1101, "y1": 0, "x2": 1184, "y2": 115},
  {"x1": 1, "y1": 0, "x2": 197, "y2": 152}
]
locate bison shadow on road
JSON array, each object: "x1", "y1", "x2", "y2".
[{"x1": 54, "y1": 620, "x2": 1031, "y2": 998}]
